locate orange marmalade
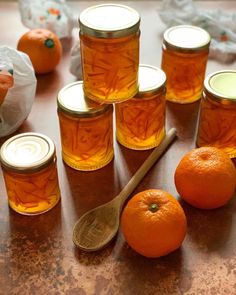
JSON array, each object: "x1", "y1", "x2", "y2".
[
  {"x1": 79, "y1": 4, "x2": 140, "y2": 104},
  {"x1": 116, "y1": 65, "x2": 166, "y2": 150},
  {"x1": 57, "y1": 82, "x2": 114, "y2": 170},
  {"x1": 161, "y1": 25, "x2": 210, "y2": 104},
  {"x1": 0, "y1": 133, "x2": 60, "y2": 215},
  {"x1": 197, "y1": 70, "x2": 236, "y2": 158}
]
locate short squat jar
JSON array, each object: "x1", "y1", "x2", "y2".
[
  {"x1": 115, "y1": 64, "x2": 166, "y2": 150},
  {"x1": 57, "y1": 81, "x2": 114, "y2": 171},
  {"x1": 0, "y1": 133, "x2": 61, "y2": 215},
  {"x1": 161, "y1": 25, "x2": 210, "y2": 104},
  {"x1": 196, "y1": 70, "x2": 236, "y2": 158},
  {"x1": 79, "y1": 3, "x2": 140, "y2": 104}
]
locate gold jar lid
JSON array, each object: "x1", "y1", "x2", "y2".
[
  {"x1": 163, "y1": 25, "x2": 211, "y2": 53},
  {"x1": 57, "y1": 81, "x2": 113, "y2": 118},
  {"x1": 0, "y1": 133, "x2": 55, "y2": 173},
  {"x1": 204, "y1": 70, "x2": 236, "y2": 105},
  {"x1": 135, "y1": 64, "x2": 166, "y2": 98},
  {"x1": 79, "y1": 4, "x2": 140, "y2": 38}
]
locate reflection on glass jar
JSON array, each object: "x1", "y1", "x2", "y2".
[
  {"x1": 196, "y1": 70, "x2": 236, "y2": 158},
  {"x1": 57, "y1": 81, "x2": 114, "y2": 171},
  {"x1": 161, "y1": 25, "x2": 210, "y2": 104},
  {"x1": 79, "y1": 4, "x2": 140, "y2": 104},
  {"x1": 116, "y1": 65, "x2": 166, "y2": 150},
  {"x1": 0, "y1": 133, "x2": 61, "y2": 215}
]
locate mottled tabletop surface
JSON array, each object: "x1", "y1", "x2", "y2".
[{"x1": 0, "y1": 1, "x2": 236, "y2": 295}]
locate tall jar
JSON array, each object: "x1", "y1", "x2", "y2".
[
  {"x1": 0, "y1": 133, "x2": 61, "y2": 215},
  {"x1": 57, "y1": 81, "x2": 114, "y2": 171},
  {"x1": 79, "y1": 4, "x2": 140, "y2": 104},
  {"x1": 115, "y1": 64, "x2": 166, "y2": 150},
  {"x1": 161, "y1": 25, "x2": 211, "y2": 104},
  {"x1": 196, "y1": 70, "x2": 236, "y2": 158}
]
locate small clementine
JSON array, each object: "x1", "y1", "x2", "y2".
[
  {"x1": 121, "y1": 189, "x2": 187, "y2": 258},
  {"x1": 175, "y1": 147, "x2": 236, "y2": 209},
  {"x1": 0, "y1": 70, "x2": 14, "y2": 105},
  {"x1": 17, "y1": 28, "x2": 62, "y2": 74}
]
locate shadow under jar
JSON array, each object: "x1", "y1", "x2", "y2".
[
  {"x1": 57, "y1": 81, "x2": 114, "y2": 171},
  {"x1": 79, "y1": 3, "x2": 140, "y2": 104},
  {"x1": 115, "y1": 64, "x2": 166, "y2": 150},
  {"x1": 196, "y1": 70, "x2": 236, "y2": 158},
  {"x1": 0, "y1": 133, "x2": 61, "y2": 215},
  {"x1": 161, "y1": 25, "x2": 210, "y2": 104}
]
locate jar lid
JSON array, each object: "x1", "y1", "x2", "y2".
[
  {"x1": 0, "y1": 133, "x2": 55, "y2": 173},
  {"x1": 163, "y1": 25, "x2": 211, "y2": 52},
  {"x1": 79, "y1": 4, "x2": 140, "y2": 38},
  {"x1": 204, "y1": 70, "x2": 236, "y2": 105},
  {"x1": 135, "y1": 64, "x2": 166, "y2": 98},
  {"x1": 57, "y1": 81, "x2": 112, "y2": 118}
]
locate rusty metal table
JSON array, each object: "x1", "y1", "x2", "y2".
[{"x1": 0, "y1": 1, "x2": 236, "y2": 294}]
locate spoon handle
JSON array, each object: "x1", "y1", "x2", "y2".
[{"x1": 116, "y1": 128, "x2": 177, "y2": 210}]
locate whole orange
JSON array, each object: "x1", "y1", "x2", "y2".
[
  {"x1": 121, "y1": 189, "x2": 187, "y2": 258},
  {"x1": 175, "y1": 147, "x2": 236, "y2": 209},
  {"x1": 17, "y1": 28, "x2": 62, "y2": 74}
]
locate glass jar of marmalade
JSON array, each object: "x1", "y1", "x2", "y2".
[
  {"x1": 196, "y1": 70, "x2": 236, "y2": 158},
  {"x1": 0, "y1": 133, "x2": 61, "y2": 215},
  {"x1": 57, "y1": 81, "x2": 114, "y2": 170},
  {"x1": 115, "y1": 64, "x2": 166, "y2": 150},
  {"x1": 79, "y1": 4, "x2": 140, "y2": 104},
  {"x1": 161, "y1": 25, "x2": 210, "y2": 104}
]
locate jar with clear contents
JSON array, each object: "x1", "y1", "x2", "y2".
[
  {"x1": 57, "y1": 81, "x2": 114, "y2": 171},
  {"x1": 115, "y1": 64, "x2": 166, "y2": 150},
  {"x1": 0, "y1": 133, "x2": 61, "y2": 215},
  {"x1": 161, "y1": 25, "x2": 210, "y2": 104},
  {"x1": 79, "y1": 4, "x2": 140, "y2": 104},
  {"x1": 196, "y1": 70, "x2": 236, "y2": 158}
]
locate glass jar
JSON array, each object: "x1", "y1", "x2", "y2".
[
  {"x1": 161, "y1": 25, "x2": 210, "y2": 104},
  {"x1": 57, "y1": 81, "x2": 114, "y2": 170},
  {"x1": 0, "y1": 133, "x2": 61, "y2": 215},
  {"x1": 115, "y1": 64, "x2": 166, "y2": 150},
  {"x1": 79, "y1": 4, "x2": 140, "y2": 104},
  {"x1": 196, "y1": 70, "x2": 236, "y2": 158}
]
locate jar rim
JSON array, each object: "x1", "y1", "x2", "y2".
[
  {"x1": 204, "y1": 70, "x2": 236, "y2": 105},
  {"x1": 135, "y1": 64, "x2": 166, "y2": 98},
  {"x1": 57, "y1": 81, "x2": 113, "y2": 118},
  {"x1": 79, "y1": 3, "x2": 140, "y2": 38},
  {"x1": 163, "y1": 25, "x2": 211, "y2": 53},
  {"x1": 0, "y1": 133, "x2": 56, "y2": 173}
]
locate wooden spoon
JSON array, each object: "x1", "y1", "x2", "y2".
[{"x1": 73, "y1": 128, "x2": 177, "y2": 252}]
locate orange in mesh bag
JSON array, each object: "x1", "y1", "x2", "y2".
[{"x1": 0, "y1": 46, "x2": 36, "y2": 137}]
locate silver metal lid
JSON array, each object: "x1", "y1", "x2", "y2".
[
  {"x1": 163, "y1": 25, "x2": 211, "y2": 52},
  {"x1": 57, "y1": 81, "x2": 113, "y2": 118},
  {"x1": 0, "y1": 133, "x2": 55, "y2": 173},
  {"x1": 204, "y1": 70, "x2": 236, "y2": 105},
  {"x1": 135, "y1": 64, "x2": 166, "y2": 98},
  {"x1": 79, "y1": 4, "x2": 140, "y2": 38}
]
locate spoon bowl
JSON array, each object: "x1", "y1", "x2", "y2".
[{"x1": 73, "y1": 128, "x2": 177, "y2": 251}]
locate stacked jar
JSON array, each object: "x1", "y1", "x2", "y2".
[{"x1": 58, "y1": 3, "x2": 151, "y2": 170}]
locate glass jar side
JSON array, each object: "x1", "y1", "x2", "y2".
[
  {"x1": 161, "y1": 47, "x2": 209, "y2": 104},
  {"x1": 115, "y1": 90, "x2": 166, "y2": 150},
  {"x1": 80, "y1": 31, "x2": 140, "y2": 104},
  {"x1": 2, "y1": 158, "x2": 60, "y2": 215},
  {"x1": 58, "y1": 108, "x2": 114, "y2": 170},
  {"x1": 196, "y1": 93, "x2": 236, "y2": 158}
]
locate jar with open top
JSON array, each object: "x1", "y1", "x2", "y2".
[
  {"x1": 57, "y1": 81, "x2": 114, "y2": 171},
  {"x1": 161, "y1": 25, "x2": 210, "y2": 104},
  {"x1": 115, "y1": 64, "x2": 166, "y2": 150},
  {"x1": 0, "y1": 132, "x2": 61, "y2": 215},
  {"x1": 79, "y1": 3, "x2": 140, "y2": 104},
  {"x1": 196, "y1": 70, "x2": 236, "y2": 158}
]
